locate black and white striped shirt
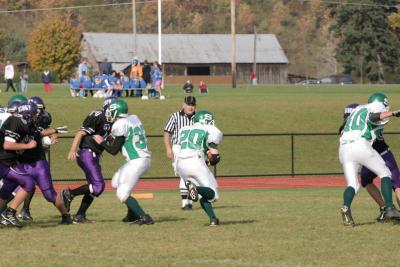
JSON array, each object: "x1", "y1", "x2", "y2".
[{"x1": 164, "y1": 110, "x2": 194, "y2": 144}]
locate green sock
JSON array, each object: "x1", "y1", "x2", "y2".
[
  {"x1": 343, "y1": 186, "x2": 355, "y2": 207},
  {"x1": 197, "y1": 187, "x2": 215, "y2": 200},
  {"x1": 381, "y1": 177, "x2": 394, "y2": 208},
  {"x1": 200, "y1": 198, "x2": 216, "y2": 219},
  {"x1": 126, "y1": 197, "x2": 145, "y2": 217}
]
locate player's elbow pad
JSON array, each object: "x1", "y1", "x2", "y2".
[{"x1": 209, "y1": 154, "x2": 220, "y2": 166}]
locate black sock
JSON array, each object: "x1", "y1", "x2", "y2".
[
  {"x1": 76, "y1": 194, "x2": 94, "y2": 216},
  {"x1": 70, "y1": 184, "x2": 90, "y2": 197},
  {"x1": 5, "y1": 194, "x2": 15, "y2": 204},
  {"x1": 23, "y1": 187, "x2": 36, "y2": 210}
]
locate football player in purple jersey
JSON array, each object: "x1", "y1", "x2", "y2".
[
  {"x1": 18, "y1": 96, "x2": 55, "y2": 220},
  {"x1": 0, "y1": 103, "x2": 38, "y2": 227},
  {"x1": 62, "y1": 101, "x2": 112, "y2": 224}
]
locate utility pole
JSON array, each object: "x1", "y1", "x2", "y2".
[
  {"x1": 231, "y1": 0, "x2": 237, "y2": 88},
  {"x1": 158, "y1": 0, "x2": 162, "y2": 65},
  {"x1": 252, "y1": 25, "x2": 258, "y2": 85},
  {"x1": 132, "y1": 0, "x2": 137, "y2": 57}
]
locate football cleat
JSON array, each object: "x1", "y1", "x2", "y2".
[
  {"x1": 72, "y1": 214, "x2": 91, "y2": 224},
  {"x1": 61, "y1": 189, "x2": 74, "y2": 212},
  {"x1": 384, "y1": 206, "x2": 400, "y2": 220},
  {"x1": 1, "y1": 208, "x2": 23, "y2": 228},
  {"x1": 18, "y1": 208, "x2": 33, "y2": 221},
  {"x1": 376, "y1": 207, "x2": 386, "y2": 222},
  {"x1": 340, "y1": 206, "x2": 355, "y2": 227},
  {"x1": 132, "y1": 214, "x2": 154, "y2": 226},
  {"x1": 122, "y1": 209, "x2": 140, "y2": 223},
  {"x1": 185, "y1": 181, "x2": 199, "y2": 202},
  {"x1": 209, "y1": 217, "x2": 220, "y2": 226},
  {"x1": 181, "y1": 204, "x2": 193, "y2": 211},
  {"x1": 60, "y1": 214, "x2": 73, "y2": 225}
]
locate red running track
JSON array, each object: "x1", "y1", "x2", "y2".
[{"x1": 51, "y1": 176, "x2": 349, "y2": 193}]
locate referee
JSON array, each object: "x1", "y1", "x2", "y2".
[{"x1": 163, "y1": 96, "x2": 196, "y2": 210}]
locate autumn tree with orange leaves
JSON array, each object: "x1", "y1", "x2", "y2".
[{"x1": 28, "y1": 15, "x2": 79, "y2": 82}]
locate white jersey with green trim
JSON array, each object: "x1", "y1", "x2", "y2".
[
  {"x1": 0, "y1": 112, "x2": 12, "y2": 128},
  {"x1": 340, "y1": 102, "x2": 388, "y2": 145},
  {"x1": 177, "y1": 122, "x2": 223, "y2": 159},
  {"x1": 111, "y1": 115, "x2": 151, "y2": 161}
]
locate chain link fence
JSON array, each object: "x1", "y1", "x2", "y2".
[{"x1": 47, "y1": 132, "x2": 400, "y2": 182}]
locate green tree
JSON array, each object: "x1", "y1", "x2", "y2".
[
  {"x1": 27, "y1": 15, "x2": 79, "y2": 82},
  {"x1": 331, "y1": 0, "x2": 400, "y2": 83},
  {"x1": 0, "y1": 32, "x2": 27, "y2": 62}
]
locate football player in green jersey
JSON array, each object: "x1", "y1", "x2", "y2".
[
  {"x1": 339, "y1": 92, "x2": 400, "y2": 226},
  {"x1": 175, "y1": 110, "x2": 223, "y2": 226},
  {"x1": 102, "y1": 99, "x2": 154, "y2": 225}
]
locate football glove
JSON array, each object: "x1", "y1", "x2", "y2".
[
  {"x1": 392, "y1": 111, "x2": 400, "y2": 117},
  {"x1": 55, "y1": 126, "x2": 68, "y2": 134},
  {"x1": 209, "y1": 154, "x2": 220, "y2": 166}
]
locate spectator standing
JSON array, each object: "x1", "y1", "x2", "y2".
[
  {"x1": 142, "y1": 60, "x2": 151, "y2": 87},
  {"x1": 198, "y1": 80, "x2": 208, "y2": 94},
  {"x1": 42, "y1": 70, "x2": 53, "y2": 92},
  {"x1": 128, "y1": 58, "x2": 143, "y2": 97},
  {"x1": 150, "y1": 62, "x2": 162, "y2": 98},
  {"x1": 19, "y1": 69, "x2": 29, "y2": 94},
  {"x1": 78, "y1": 58, "x2": 89, "y2": 98},
  {"x1": 99, "y1": 58, "x2": 112, "y2": 75},
  {"x1": 163, "y1": 96, "x2": 197, "y2": 210},
  {"x1": 183, "y1": 80, "x2": 194, "y2": 93},
  {"x1": 4, "y1": 60, "x2": 16, "y2": 92},
  {"x1": 142, "y1": 60, "x2": 153, "y2": 98}
]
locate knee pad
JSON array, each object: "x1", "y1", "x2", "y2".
[
  {"x1": 89, "y1": 182, "x2": 105, "y2": 197},
  {"x1": 42, "y1": 189, "x2": 57, "y2": 203},
  {"x1": 116, "y1": 186, "x2": 130, "y2": 203},
  {"x1": 22, "y1": 178, "x2": 35, "y2": 193},
  {"x1": 111, "y1": 172, "x2": 119, "y2": 189}
]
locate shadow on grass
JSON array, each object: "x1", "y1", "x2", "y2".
[
  {"x1": 354, "y1": 221, "x2": 377, "y2": 227},
  {"x1": 155, "y1": 216, "x2": 186, "y2": 223},
  {"x1": 213, "y1": 205, "x2": 240, "y2": 209},
  {"x1": 219, "y1": 219, "x2": 256, "y2": 225}
]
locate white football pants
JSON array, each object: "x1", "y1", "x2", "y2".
[
  {"x1": 176, "y1": 155, "x2": 219, "y2": 202},
  {"x1": 339, "y1": 138, "x2": 391, "y2": 193},
  {"x1": 112, "y1": 157, "x2": 151, "y2": 202}
]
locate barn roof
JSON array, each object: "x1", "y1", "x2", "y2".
[{"x1": 81, "y1": 32, "x2": 288, "y2": 64}]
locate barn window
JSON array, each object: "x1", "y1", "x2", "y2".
[{"x1": 187, "y1": 66, "x2": 210, "y2": 75}]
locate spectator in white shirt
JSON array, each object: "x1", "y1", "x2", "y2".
[{"x1": 4, "y1": 60, "x2": 16, "y2": 92}]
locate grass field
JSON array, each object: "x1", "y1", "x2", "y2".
[
  {"x1": 2, "y1": 83, "x2": 400, "y2": 179},
  {"x1": 0, "y1": 188, "x2": 399, "y2": 267}
]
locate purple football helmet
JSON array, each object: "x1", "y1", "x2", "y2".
[
  {"x1": 344, "y1": 103, "x2": 359, "y2": 118},
  {"x1": 17, "y1": 102, "x2": 38, "y2": 124},
  {"x1": 103, "y1": 96, "x2": 117, "y2": 110},
  {"x1": 7, "y1": 100, "x2": 26, "y2": 114},
  {"x1": 28, "y1": 96, "x2": 45, "y2": 110}
]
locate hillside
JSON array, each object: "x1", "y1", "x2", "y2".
[{"x1": 0, "y1": 0, "x2": 358, "y2": 78}]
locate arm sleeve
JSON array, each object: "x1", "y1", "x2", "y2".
[
  {"x1": 369, "y1": 113, "x2": 381, "y2": 123},
  {"x1": 80, "y1": 112, "x2": 102, "y2": 135},
  {"x1": 3, "y1": 117, "x2": 23, "y2": 143},
  {"x1": 102, "y1": 136, "x2": 125, "y2": 155},
  {"x1": 164, "y1": 115, "x2": 175, "y2": 133},
  {"x1": 207, "y1": 127, "x2": 223, "y2": 149},
  {"x1": 111, "y1": 119, "x2": 128, "y2": 137},
  {"x1": 338, "y1": 120, "x2": 346, "y2": 134}
]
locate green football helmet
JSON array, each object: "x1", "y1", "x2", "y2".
[
  {"x1": 8, "y1": 95, "x2": 28, "y2": 106},
  {"x1": 193, "y1": 110, "x2": 215, "y2": 125},
  {"x1": 368, "y1": 92, "x2": 389, "y2": 107},
  {"x1": 105, "y1": 99, "x2": 128, "y2": 122}
]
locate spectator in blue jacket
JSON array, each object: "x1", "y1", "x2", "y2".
[{"x1": 42, "y1": 70, "x2": 52, "y2": 92}]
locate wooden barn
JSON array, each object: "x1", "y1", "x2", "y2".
[{"x1": 80, "y1": 32, "x2": 288, "y2": 84}]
